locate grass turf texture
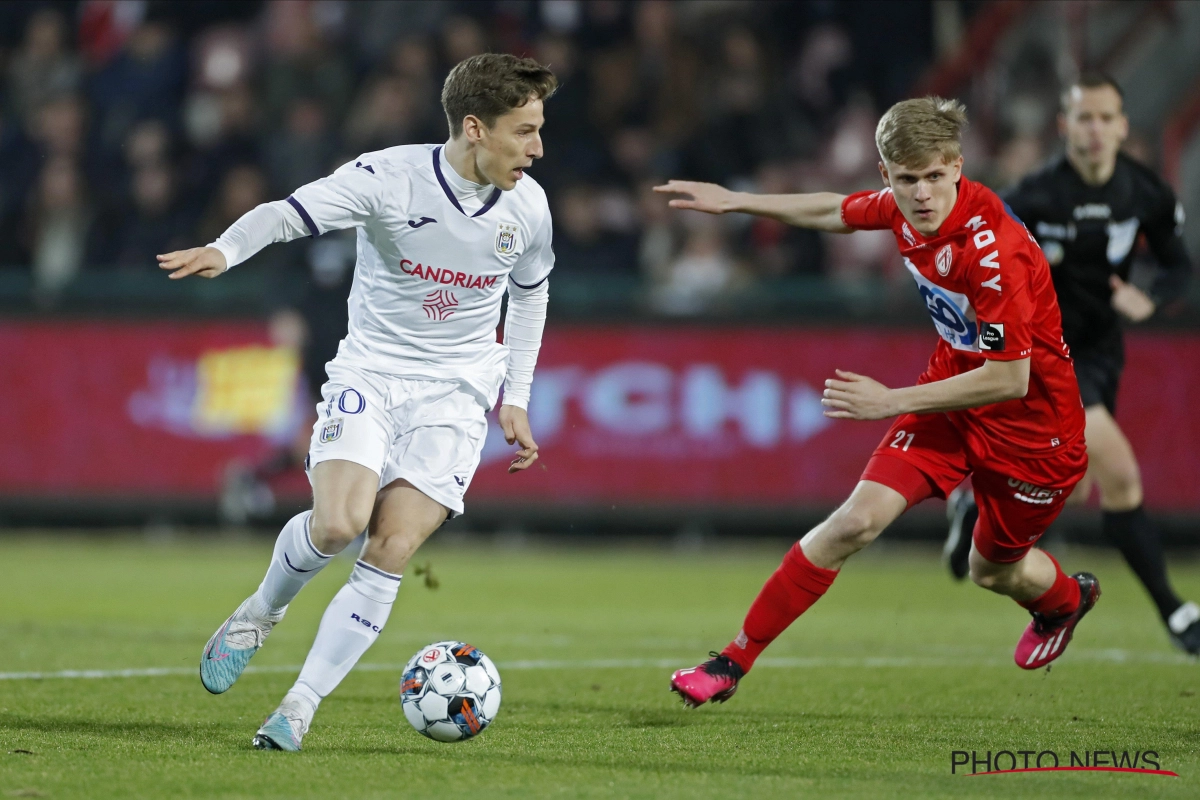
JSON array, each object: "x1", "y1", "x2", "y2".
[{"x1": 1, "y1": 534, "x2": 1198, "y2": 799}]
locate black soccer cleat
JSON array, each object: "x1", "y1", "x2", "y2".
[{"x1": 943, "y1": 484, "x2": 977, "y2": 581}]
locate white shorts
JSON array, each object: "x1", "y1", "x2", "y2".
[{"x1": 307, "y1": 362, "x2": 488, "y2": 516}]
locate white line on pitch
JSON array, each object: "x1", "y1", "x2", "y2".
[{"x1": 0, "y1": 648, "x2": 1192, "y2": 681}]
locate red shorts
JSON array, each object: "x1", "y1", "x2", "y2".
[{"x1": 861, "y1": 413, "x2": 1088, "y2": 564}]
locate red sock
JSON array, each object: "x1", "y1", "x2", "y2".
[
  {"x1": 721, "y1": 542, "x2": 838, "y2": 673},
  {"x1": 1018, "y1": 553, "x2": 1080, "y2": 618}
]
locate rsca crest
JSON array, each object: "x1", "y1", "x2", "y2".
[{"x1": 495, "y1": 222, "x2": 519, "y2": 255}]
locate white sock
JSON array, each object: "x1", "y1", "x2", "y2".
[
  {"x1": 287, "y1": 559, "x2": 402, "y2": 722},
  {"x1": 250, "y1": 511, "x2": 333, "y2": 619}
]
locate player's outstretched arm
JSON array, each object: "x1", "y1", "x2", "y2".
[
  {"x1": 653, "y1": 180, "x2": 853, "y2": 233},
  {"x1": 822, "y1": 358, "x2": 1030, "y2": 420},
  {"x1": 157, "y1": 247, "x2": 228, "y2": 279}
]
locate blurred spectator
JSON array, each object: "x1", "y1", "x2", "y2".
[
  {"x1": 683, "y1": 27, "x2": 774, "y2": 183},
  {"x1": 440, "y1": 16, "x2": 487, "y2": 68},
  {"x1": 265, "y1": 98, "x2": 335, "y2": 195},
  {"x1": 589, "y1": 0, "x2": 699, "y2": 143},
  {"x1": 183, "y1": 82, "x2": 263, "y2": 213},
  {"x1": 197, "y1": 165, "x2": 269, "y2": 245},
  {"x1": 88, "y1": 21, "x2": 187, "y2": 153},
  {"x1": 384, "y1": 38, "x2": 442, "y2": 135},
  {"x1": 30, "y1": 95, "x2": 88, "y2": 162},
  {"x1": 535, "y1": 32, "x2": 606, "y2": 187},
  {"x1": 740, "y1": 163, "x2": 825, "y2": 279},
  {"x1": 26, "y1": 158, "x2": 92, "y2": 299},
  {"x1": 6, "y1": 9, "x2": 81, "y2": 125},
  {"x1": 96, "y1": 163, "x2": 191, "y2": 268},
  {"x1": 261, "y1": 0, "x2": 354, "y2": 129},
  {"x1": 124, "y1": 118, "x2": 171, "y2": 170},
  {"x1": 790, "y1": 24, "x2": 854, "y2": 121},
  {"x1": 992, "y1": 135, "x2": 1045, "y2": 190},
  {"x1": 553, "y1": 184, "x2": 638, "y2": 275},
  {"x1": 636, "y1": 179, "x2": 677, "y2": 285},
  {"x1": 343, "y1": 76, "x2": 424, "y2": 153},
  {"x1": 77, "y1": 0, "x2": 147, "y2": 67},
  {"x1": 822, "y1": 95, "x2": 881, "y2": 189},
  {"x1": 346, "y1": 1, "x2": 450, "y2": 67},
  {"x1": 651, "y1": 214, "x2": 741, "y2": 315}
]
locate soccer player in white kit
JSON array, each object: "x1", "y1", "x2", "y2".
[{"x1": 157, "y1": 54, "x2": 557, "y2": 751}]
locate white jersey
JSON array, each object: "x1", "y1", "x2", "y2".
[{"x1": 210, "y1": 144, "x2": 553, "y2": 410}]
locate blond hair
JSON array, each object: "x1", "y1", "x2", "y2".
[{"x1": 874, "y1": 96, "x2": 968, "y2": 168}]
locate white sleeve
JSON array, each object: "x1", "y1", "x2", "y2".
[
  {"x1": 501, "y1": 278, "x2": 549, "y2": 410},
  {"x1": 207, "y1": 200, "x2": 309, "y2": 269},
  {"x1": 502, "y1": 210, "x2": 554, "y2": 409},
  {"x1": 509, "y1": 205, "x2": 555, "y2": 289},
  {"x1": 286, "y1": 157, "x2": 385, "y2": 236},
  {"x1": 210, "y1": 157, "x2": 385, "y2": 269}
]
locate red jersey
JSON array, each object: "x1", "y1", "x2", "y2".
[{"x1": 841, "y1": 176, "x2": 1085, "y2": 460}]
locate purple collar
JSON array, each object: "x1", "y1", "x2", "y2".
[{"x1": 432, "y1": 146, "x2": 501, "y2": 218}]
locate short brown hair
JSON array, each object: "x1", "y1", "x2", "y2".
[
  {"x1": 1061, "y1": 71, "x2": 1123, "y2": 112},
  {"x1": 441, "y1": 53, "x2": 557, "y2": 137},
  {"x1": 874, "y1": 96, "x2": 968, "y2": 168}
]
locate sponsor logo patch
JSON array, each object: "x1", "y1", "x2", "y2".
[
  {"x1": 979, "y1": 322, "x2": 1005, "y2": 352},
  {"x1": 422, "y1": 289, "x2": 458, "y2": 321},
  {"x1": 1007, "y1": 477, "x2": 1063, "y2": 505},
  {"x1": 320, "y1": 417, "x2": 344, "y2": 443}
]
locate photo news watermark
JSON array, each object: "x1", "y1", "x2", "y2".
[{"x1": 951, "y1": 750, "x2": 1178, "y2": 777}]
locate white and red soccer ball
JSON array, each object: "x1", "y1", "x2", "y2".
[{"x1": 400, "y1": 641, "x2": 501, "y2": 742}]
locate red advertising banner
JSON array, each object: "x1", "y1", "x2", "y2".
[
  {"x1": 3, "y1": 320, "x2": 1199, "y2": 510},
  {"x1": 1, "y1": 320, "x2": 300, "y2": 498}
]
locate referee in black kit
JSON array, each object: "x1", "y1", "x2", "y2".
[{"x1": 943, "y1": 73, "x2": 1197, "y2": 652}]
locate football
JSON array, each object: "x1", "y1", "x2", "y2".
[{"x1": 400, "y1": 641, "x2": 501, "y2": 742}]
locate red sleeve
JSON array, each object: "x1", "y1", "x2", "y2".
[
  {"x1": 967, "y1": 226, "x2": 1034, "y2": 361},
  {"x1": 840, "y1": 188, "x2": 898, "y2": 231}
]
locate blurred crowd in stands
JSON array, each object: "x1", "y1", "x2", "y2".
[{"x1": 0, "y1": 0, "x2": 1033, "y2": 314}]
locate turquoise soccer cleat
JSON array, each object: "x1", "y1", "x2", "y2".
[
  {"x1": 199, "y1": 597, "x2": 281, "y2": 694},
  {"x1": 252, "y1": 704, "x2": 308, "y2": 752}
]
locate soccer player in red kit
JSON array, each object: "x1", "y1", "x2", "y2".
[{"x1": 655, "y1": 97, "x2": 1099, "y2": 708}]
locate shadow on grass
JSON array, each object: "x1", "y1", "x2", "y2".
[
  {"x1": 0, "y1": 713, "x2": 219, "y2": 743},
  {"x1": 318, "y1": 732, "x2": 821, "y2": 780},
  {"x1": 623, "y1": 710, "x2": 694, "y2": 728}
]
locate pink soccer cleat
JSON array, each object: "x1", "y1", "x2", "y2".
[
  {"x1": 670, "y1": 652, "x2": 745, "y2": 708},
  {"x1": 1014, "y1": 572, "x2": 1101, "y2": 670}
]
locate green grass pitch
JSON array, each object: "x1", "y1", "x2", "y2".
[{"x1": 1, "y1": 533, "x2": 1198, "y2": 798}]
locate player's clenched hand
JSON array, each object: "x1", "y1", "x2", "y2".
[
  {"x1": 821, "y1": 370, "x2": 898, "y2": 421},
  {"x1": 1109, "y1": 274, "x2": 1155, "y2": 322},
  {"x1": 653, "y1": 180, "x2": 739, "y2": 214},
  {"x1": 498, "y1": 405, "x2": 539, "y2": 474},
  {"x1": 157, "y1": 247, "x2": 228, "y2": 279}
]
